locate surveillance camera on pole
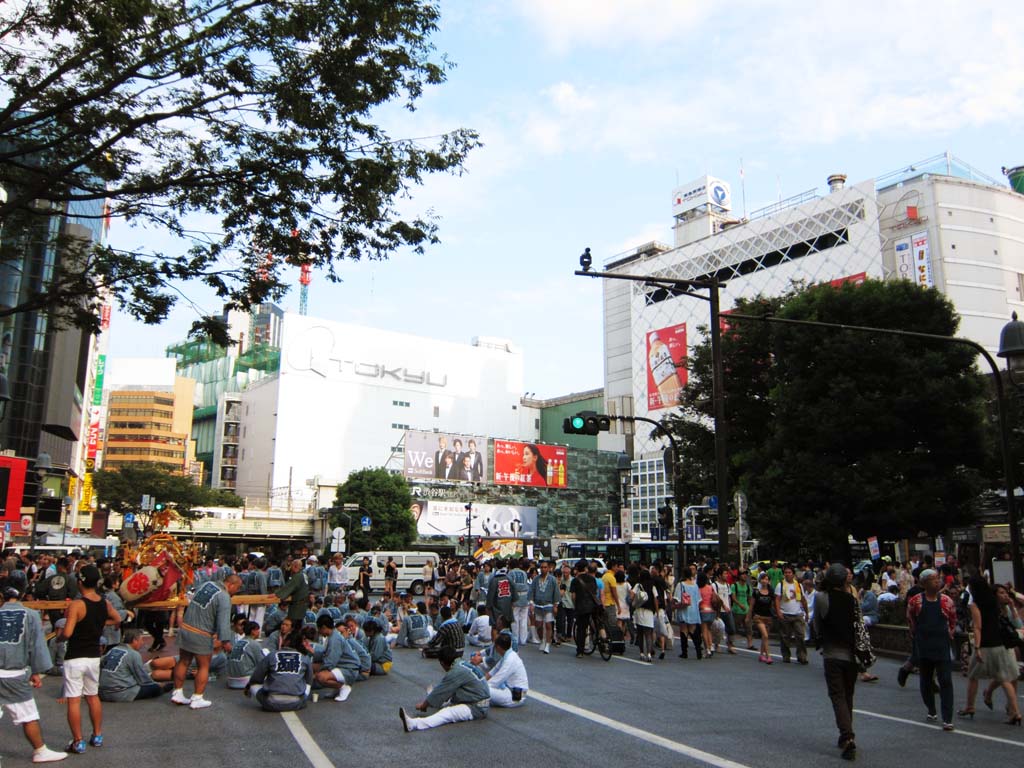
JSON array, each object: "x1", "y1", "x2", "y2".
[{"x1": 579, "y1": 247, "x2": 593, "y2": 272}]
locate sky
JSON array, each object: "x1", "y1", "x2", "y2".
[{"x1": 105, "y1": 0, "x2": 1024, "y2": 398}]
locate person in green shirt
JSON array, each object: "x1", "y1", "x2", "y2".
[
  {"x1": 275, "y1": 558, "x2": 310, "y2": 623},
  {"x1": 766, "y1": 560, "x2": 784, "y2": 591},
  {"x1": 730, "y1": 569, "x2": 754, "y2": 649}
]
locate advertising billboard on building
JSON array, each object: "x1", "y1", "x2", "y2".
[
  {"x1": 493, "y1": 440, "x2": 567, "y2": 487},
  {"x1": 911, "y1": 231, "x2": 934, "y2": 288},
  {"x1": 645, "y1": 323, "x2": 687, "y2": 411},
  {"x1": 411, "y1": 499, "x2": 537, "y2": 537},
  {"x1": 403, "y1": 430, "x2": 487, "y2": 483}
]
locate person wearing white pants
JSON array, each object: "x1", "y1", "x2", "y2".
[
  {"x1": 508, "y1": 560, "x2": 531, "y2": 646},
  {"x1": 400, "y1": 647, "x2": 490, "y2": 732},
  {"x1": 485, "y1": 634, "x2": 528, "y2": 708}
]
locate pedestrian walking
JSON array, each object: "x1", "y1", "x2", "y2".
[
  {"x1": 673, "y1": 570, "x2": 702, "y2": 659},
  {"x1": 906, "y1": 569, "x2": 957, "y2": 730},
  {"x1": 774, "y1": 565, "x2": 809, "y2": 664},
  {"x1": 813, "y1": 563, "x2": 860, "y2": 761},
  {"x1": 751, "y1": 572, "x2": 775, "y2": 664},
  {"x1": 959, "y1": 577, "x2": 1022, "y2": 725}
]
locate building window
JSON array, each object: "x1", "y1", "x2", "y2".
[
  {"x1": 391, "y1": 423, "x2": 410, "y2": 430},
  {"x1": 391, "y1": 445, "x2": 405, "y2": 453},
  {"x1": 535, "y1": 418, "x2": 540, "y2": 429},
  {"x1": 392, "y1": 400, "x2": 410, "y2": 407},
  {"x1": 433, "y1": 406, "x2": 439, "y2": 418}
]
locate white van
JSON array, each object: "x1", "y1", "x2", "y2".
[{"x1": 343, "y1": 551, "x2": 441, "y2": 596}]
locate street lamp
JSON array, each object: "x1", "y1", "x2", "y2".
[{"x1": 998, "y1": 311, "x2": 1024, "y2": 383}]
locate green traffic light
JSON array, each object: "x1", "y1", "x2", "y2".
[{"x1": 571, "y1": 416, "x2": 585, "y2": 429}]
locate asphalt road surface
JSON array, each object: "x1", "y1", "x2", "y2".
[{"x1": 8, "y1": 638, "x2": 1024, "y2": 767}]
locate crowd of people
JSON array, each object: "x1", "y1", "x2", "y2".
[{"x1": 2, "y1": 547, "x2": 1023, "y2": 763}]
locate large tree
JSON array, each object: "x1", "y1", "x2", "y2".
[
  {"x1": 331, "y1": 467, "x2": 414, "y2": 553},
  {"x1": 93, "y1": 461, "x2": 243, "y2": 529},
  {"x1": 667, "y1": 279, "x2": 989, "y2": 558},
  {"x1": 0, "y1": 0, "x2": 478, "y2": 341}
]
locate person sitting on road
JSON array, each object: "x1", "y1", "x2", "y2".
[
  {"x1": 467, "y1": 606, "x2": 492, "y2": 647},
  {"x1": 363, "y1": 619, "x2": 393, "y2": 675},
  {"x1": 484, "y1": 633, "x2": 528, "y2": 708},
  {"x1": 312, "y1": 616, "x2": 358, "y2": 702},
  {"x1": 396, "y1": 602, "x2": 433, "y2": 649},
  {"x1": 245, "y1": 627, "x2": 315, "y2": 712},
  {"x1": 399, "y1": 646, "x2": 490, "y2": 732},
  {"x1": 226, "y1": 622, "x2": 268, "y2": 689},
  {"x1": 423, "y1": 605, "x2": 465, "y2": 659},
  {"x1": 98, "y1": 629, "x2": 174, "y2": 702}
]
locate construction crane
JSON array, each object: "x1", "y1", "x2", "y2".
[{"x1": 299, "y1": 262, "x2": 312, "y2": 315}]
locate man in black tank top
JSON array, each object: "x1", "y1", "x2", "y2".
[{"x1": 60, "y1": 565, "x2": 121, "y2": 754}]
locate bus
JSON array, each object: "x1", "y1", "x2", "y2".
[{"x1": 557, "y1": 539, "x2": 758, "y2": 567}]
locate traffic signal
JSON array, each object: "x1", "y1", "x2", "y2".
[
  {"x1": 563, "y1": 410, "x2": 612, "y2": 436},
  {"x1": 154, "y1": 502, "x2": 164, "y2": 511},
  {"x1": 657, "y1": 504, "x2": 674, "y2": 530}
]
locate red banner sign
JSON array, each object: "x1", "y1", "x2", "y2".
[{"x1": 646, "y1": 323, "x2": 687, "y2": 410}]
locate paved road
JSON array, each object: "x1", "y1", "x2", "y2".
[{"x1": 9, "y1": 638, "x2": 1024, "y2": 767}]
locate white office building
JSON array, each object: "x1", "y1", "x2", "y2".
[
  {"x1": 603, "y1": 154, "x2": 1024, "y2": 535},
  {"x1": 235, "y1": 312, "x2": 537, "y2": 509}
]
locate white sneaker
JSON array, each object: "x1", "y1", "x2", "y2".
[
  {"x1": 170, "y1": 689, "x2": 191, "y2": 706},
  {"x1": 189, "y1": 696, "x2": 212, "y2": 709},
  {"x1": 542, "y1": 643, "x2": 550, "y2": 654},
  {"x1": 33, "y1": 746, "x2": 68, "y2": 763},
  {"x1": 334, "y1": 685, "x2": 352, "y2": 702}
]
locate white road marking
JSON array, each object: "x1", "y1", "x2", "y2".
[
  {"x1": 530, "y1": 690, "x2": 753, "y2": 768},
  {"x1": 854, "y1": 709, "x2": 1024, "y2": 748},
  {"x1": 281, "y1": 710, "x2": 335, "y2": 768}
]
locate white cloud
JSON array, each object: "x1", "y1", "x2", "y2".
[
  {"x1": 511, "y1": 2, "x2": 1024, "y2": 154},
  {"x1": 516, "y1": 0, "x2": 711, "y2": 52}
]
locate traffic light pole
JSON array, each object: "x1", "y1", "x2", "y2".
[{"x1": 575, "y1": 266, "x2": 731, "y2": 565}]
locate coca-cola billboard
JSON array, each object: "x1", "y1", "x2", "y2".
[{"x1": 646, "y1": 323, "x2": 687, "y2": 410}]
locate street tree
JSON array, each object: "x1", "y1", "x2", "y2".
[
  {"x1": 93, "y1": 461, "x2": 243, "y2": 529},
  {"x1": 331, "y1": 467, "x2": 414, "y2": 552},
  {"x1": 666, "y1": 279, "x2": 988, "y2": 558},
  {"x1": 0, "y1": 0, "x2": 479, "y2": 342}
]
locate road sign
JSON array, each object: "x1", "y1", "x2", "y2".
[
  {"x1": 3, "y1": 522, "x2": 9, "y2": 533},
  {"x1": 344, "y1": 503, "x2": 360, "y2": 511},
  {"x1": 708, "y1": 495, "x2": 718, "y2": 510},
  {"x1": 332, "y1": 526, "x2": 345, "y2": 538},
  {"x1": 124, "y1": 512, "x2": 136, "y2": 525},
  {"x1": 360, "y1": 515, "x2": 371, "y2": 531},
  {"x1": 330, "y1": 531, "x2": 346, "y2": 553},
  {"x1": 141, "y1": 494, "x2": 151, "y2": 510},
  {"x1": 733, "y1": 491, "x2": 747, "y2": 514},
  {"x1": 20, "y1": 514, "x2": 32, "y2": 531}
]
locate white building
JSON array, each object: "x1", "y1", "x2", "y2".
[
  {"x1": 603, "y1": 153, "x2": 1023, "y2": 536},
  {"x1": 235, "y1": 313, "x2": 537, "y2": 509}
]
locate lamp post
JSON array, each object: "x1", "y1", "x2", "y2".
[
  {"x1": 726, "y1": 311, "x2": 1024, "y2": 590},
  {"x1": 576, "y1": 253, "x2": 731, "y2": 564}
]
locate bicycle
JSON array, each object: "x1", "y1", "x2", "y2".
[{"x1": 583, "y1": 612, "x2": 613, "y2": 661}]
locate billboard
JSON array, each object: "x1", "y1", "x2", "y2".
[
  {"x1": 493, "y1": 440, "x2": 567, "y2": 488},
  {"x1": 911, "y1": 231, "x2": 934, "y2": 288},
  {"x1": 403, "y1": 430, "x2": 487, "y2": 483},
  {"x1": 671, "y1": 175, "x2": 732, "y2": 216},
  {"x1": 645, "y1": 323, "x2": 687, "y2": 411},
  {"x1": 0, "y1": 456, "x2": 27, "y2": 526},
  {"x1": 411, "y1": 499, "x2": 537, "y2": 537}
]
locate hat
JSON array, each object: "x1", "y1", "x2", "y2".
[
  {"x1": 307, "y1": 555, "x2": 318, "y2": 563},
  {"x1": 347, "y1": 590, "x2": 357, "y2": 596},
  {"x1": 825, "y1": 563, "x2": 848, "y2": 588},
  {"x1": 3, "y1": 586, "x2": 19, "y2": 600},
  {"x1": 80, "y1": 564, "x2": 101, "y2": 588},
  {"x1": 399, "y1": 591, "x2": 408, "y2": 597}
]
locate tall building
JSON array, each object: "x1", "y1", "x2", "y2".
[
  {"x1": 602, "y1": 153, "x2": 1022, "y2": 537},
  {"x1": 101, "y1": 359, "x2": 197, "y2": 474},
  {"x1": 0, "y1": 193, "x2": 109, "y2": 538}
]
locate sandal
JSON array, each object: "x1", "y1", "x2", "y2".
[{"x1": 983, "y1": 693, "x2": 994, "y2": 710}]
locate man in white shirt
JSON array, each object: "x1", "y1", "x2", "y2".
[
  {"x1": 484, "y1": 634, "x2": 528, "y2": 708},
  {"x1": 468, "y1": 607, "x2": 492, "y2": 647},
  {"x1": 774, "y1": 565, "x2": 809, "y2": 665}
]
